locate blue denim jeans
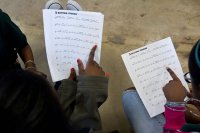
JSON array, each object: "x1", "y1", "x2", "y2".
[{"x1": 122, "y1": 90, "x2": 165, "y2": 133}]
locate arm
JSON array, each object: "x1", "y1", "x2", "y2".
[
  {"x1": 69, "y1": 76, "x2": 108, "y2": 132},
  {"x1": 18, "y1": 44, "x2": 36, "y2": 70},
  {"x1": 164, "y1": 103, "x2": 186, "y2": 132},
  {"x1": 77, "y1": 76, "x2": 108, "y2": 107},
  {"x1": 59, "y1": 76, "x2": 108, "y2": 133},
  {"x1": 163, "y1": 68, "x2": 187, "y2": 133},
  {"x1": 69, "y1": 45, "x2": 108, "y2": 133},
  {"x1": 59, "y1": 79, "x2": 77, "y2": 118},
  {"x1": 0, "y1": 10, "x2": 36, "y2": 70}
]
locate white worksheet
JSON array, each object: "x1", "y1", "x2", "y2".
[
  {"x1": 122, "y1": 37, "x2": 188, "y2": 117},
  {"x1": 43, "y1": 9, "x2": 104, "y2": 82}
]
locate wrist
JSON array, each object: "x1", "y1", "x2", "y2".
[
  {"x1": 25, "y1": 60, "x2": 36, "y2": 70},
  {"x1": 166, "y1": 101, "x2": 185, "y2": 107},
  {"x1": 165, "y1": 102, "x2": 186, "y2": 112},
  {"x1": 166, "y1": 97, "x2": 185, "y2": 103}
]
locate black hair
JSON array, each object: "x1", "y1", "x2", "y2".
[
  {"x1": 189, "y1": 39, "x2": 200, "y2": 85},
  {"x1": 0, "y1": 69, "x2": 72, "y2": 133}
]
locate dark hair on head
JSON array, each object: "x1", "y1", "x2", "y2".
[
  {"x1": 0, "y1": 69, "x2": 72, "y2": 133},
  {"x1": 189, "y1": 39, "x2": 200, "y2": 85}
]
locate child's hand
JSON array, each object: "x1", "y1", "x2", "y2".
[
  {"x1": 163, "y1": 67, "x2": 187, "y2": 102},
  {"x1": 77, "y1": 45, "x2": 105, "y2": 76}
]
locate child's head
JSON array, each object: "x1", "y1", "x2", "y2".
[
  {"x1": 0, "y1": 69, "x2": 71, "y2": 133},
  {"x1": 189, "y1": 40, "x2": 200, "y2": 99}
]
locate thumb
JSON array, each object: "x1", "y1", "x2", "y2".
[
  {"x1": 68, "y1": 68, "x2": 76, "y2": 81},
  {"x1": 77, "y1": 59, "x2": 85, "y2": 75}
]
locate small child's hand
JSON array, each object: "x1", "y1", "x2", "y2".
[
  {"x1": 77, "y1": 45, "x2": 105, "y2": 77},
  {"x1": 163, "y1": 67, "x2": 187, "y2": 102}
]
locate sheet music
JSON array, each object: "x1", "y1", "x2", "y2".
[
  {"x1": 122, "y1": 37, "x2": 188, "y2": 117},
  {"x1": 43, "y1": 10, "x2": 104, "y2": 82}
]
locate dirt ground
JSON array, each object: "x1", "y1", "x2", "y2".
[{"x1": 1, "y1": 0, "x2": 200, "y2": 132}]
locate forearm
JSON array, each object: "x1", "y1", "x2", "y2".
[
  {"x1": 58, "y1": 79, "x2": 77, "y2": 118},
  {"x1": 77, "y1": 76, "x2": 108, "y2": 106},
  {"x1": 70, "y1": 76, "x2": 108, "y2": 133},
  {"x1": 164, "y1": 102, "x2": 186, "y2": 132},
  {"x1": 18, "y1": 44, "x2": 35, "y2": 69}
]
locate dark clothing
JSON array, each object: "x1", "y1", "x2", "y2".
[
  {"x1": 0, "y1": 9, "x2": 27, "y2": 68},
  {"x1": 58, "y1": 76, "x2": 108, "y2": 133}
]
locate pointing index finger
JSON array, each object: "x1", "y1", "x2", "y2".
[
  {"x1": 166, "y1": 67, "x2": 179, "y2": 81},
  {"x1": 88, "y1": 45, "x2": 97, "y2": 62}
]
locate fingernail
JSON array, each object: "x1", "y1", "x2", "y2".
[
  {"x1": 71, "y1": 68, "x2": 75, "y2": 72},
  {"x1": 94, "y1": 45, "x2": 97, "y2": 48},
  {"x1": 105, "y1": 72, "x2": 110, "y2": 77},
  {"x1": 77, "y1": 59, "x2": 80, "y2": 63}
]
